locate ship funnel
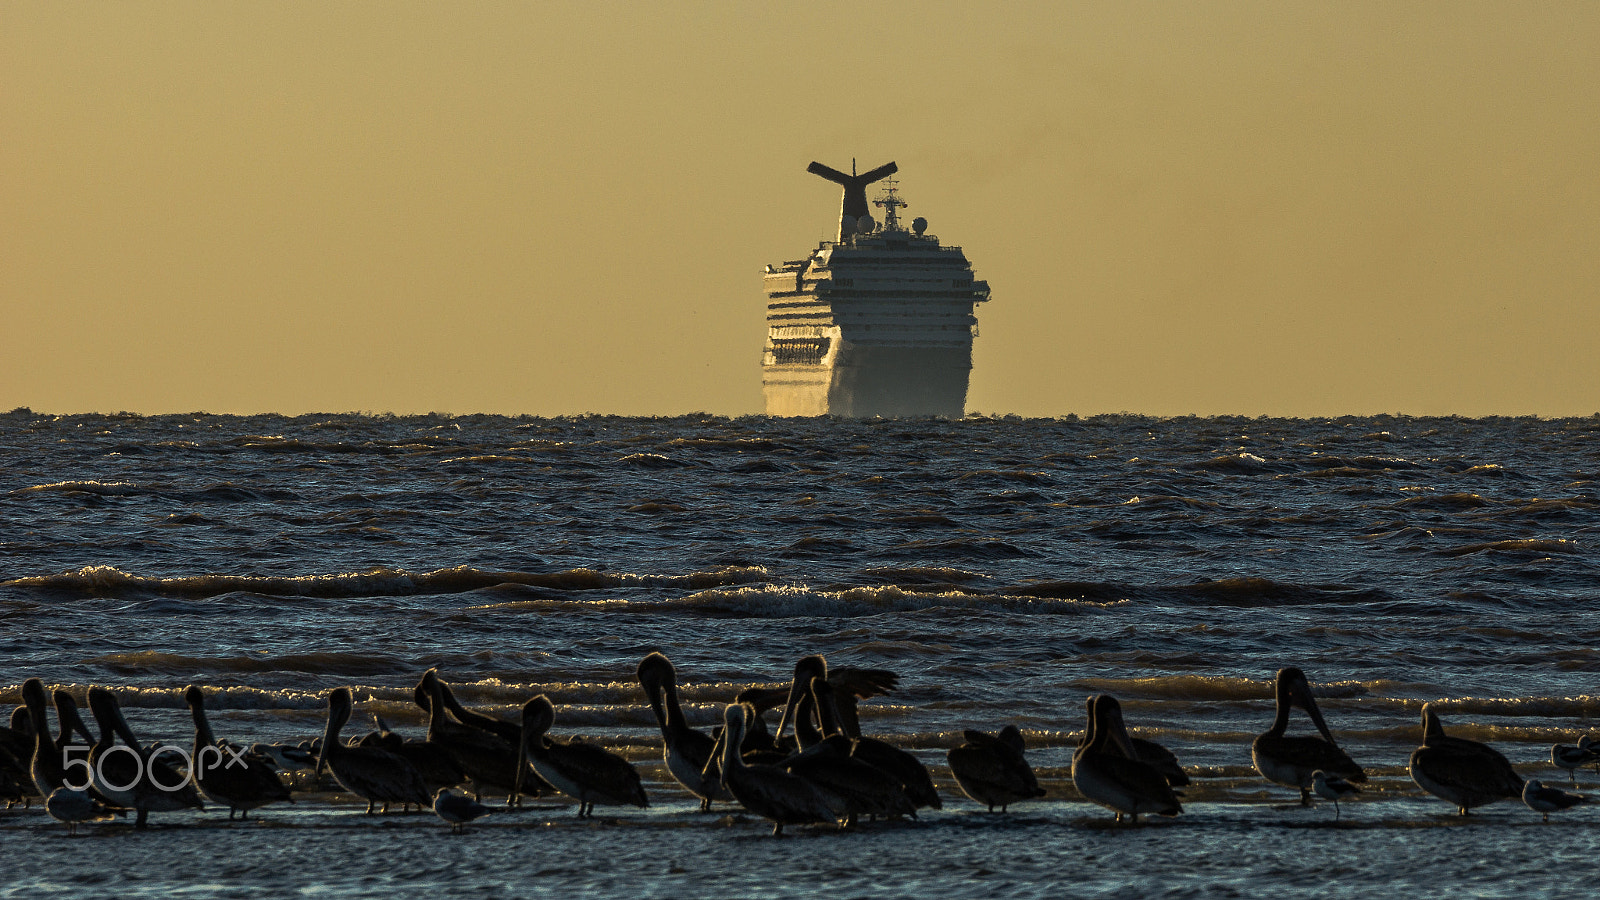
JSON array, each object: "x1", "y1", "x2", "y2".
[{"x1": 808, "y1": 160, "x2": 897, "y2": 241}]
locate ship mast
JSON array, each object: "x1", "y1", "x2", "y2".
[{"x1": 873, "y1": 178, "x2": 908, "y2": 232}]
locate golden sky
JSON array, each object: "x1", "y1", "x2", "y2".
[{"x1": 4, "y1": 3, "x2": 1597, "y2": 416}]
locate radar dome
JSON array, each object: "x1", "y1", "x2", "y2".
[
  {"x1": 912, "y1": 217, "x2": 928, "y2": 235},
  {"x1": 839, "y1": 217, "x2": 856, "y2": 237},
  {"x1": 857, "y1": 215, "x2": 875, "y2": 234}
]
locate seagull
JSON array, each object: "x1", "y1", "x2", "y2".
[
  {"x1": 1523, "y1": 779, "x2": 1587, "y2": 823},
  {"x1": 1550, "y1": 736, "x2": 1599, "y2": 785},
  {"x1": 44, "y1": 787, "x2": 116, "y2": 835},
  {"x1": 1312, "y1": 769, "x2": 1360, "y2": 820},
  {"x1": 433, "y1": 788, "x2": 492, "y2": 833}
]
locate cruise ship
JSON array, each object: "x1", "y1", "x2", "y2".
[{"x1": 761, "y1": 161, "x2": 991, "y2": 417}]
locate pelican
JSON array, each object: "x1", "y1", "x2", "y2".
[
  {"x1": 416, "y1": 669, "x2": 523, "y2": 744},
  {"x1": 418, "y1": 669, "x2": 541, "y2": 804},
  {"x1": 780, "y1": 678, "x2": 916, "y2": 825},
  {"x1": 44, "y1": 787, "x2": 116, "y2": 835},
  {"x1": 1551, "y1": 735, "x2": 1599, "y2": 784},
  {"x1": 183, "y1": 685, "x2": 292, "y2": 820},
  {"x1": 1073, "y1": 716, "x2": 1189, "y2": 787},
  {"x1": 361, "y1": 713, "x2": 466, "y2": 802},
  {"x1": 1408, "y1": 703, "x2": 1524, "y2": 815},
  {"x1": 1252, "y1": 667, "x2": 1366, "y2": 804},
  {"x1": 22, "y1": 679, "x2": 74, "y2": 798},
  {"x1": 314, "y1": 687, "x2": 432, "y2": 814},
  {"x1": 948, "y1": 725, "x2": 1046, "y2": 812},
  {"x1": 433, "y1": 787, "x2": 492, "y2": 833},
  {"x1": 717, "y1": 703, "x2": 837, "y2": 836},
  {"x1": 85, "y1": 687, "x2": 205, "y2": 827},
  {"x1": 637, "y1": 652, "x2": 732, "y2": 810},
  {"x1": 516, "y1": 695, "x2": 647, "y2": 817},
  {"x1": 772, "y1": 656, "x2": 897, "y2": 749},
  {"x1": 1523, "y1": 779, "x2": 1587, "y2": 823},
  {"x1": 1072, "y1": 695, "x2": 1182, "y2": 824},
  {"x1": 0, "y1": 766, "x2": 22, "y2": 807},
  {"x1": 1312, "y1": 769, "x2": 1360, "y2": 820},
  {"x1": 789, "y1": 659, "x2": 939, "y2": 811},
  {"x1": 1, "y1": 717, "x2": 34, "y2": 808}
]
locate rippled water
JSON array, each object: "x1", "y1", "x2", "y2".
[{"x1": 3, "y1": 410, "x2": 1599, "y2": 897}]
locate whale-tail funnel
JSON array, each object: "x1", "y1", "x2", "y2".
[{"x1": 808, "y1": 160, "x2": 897, "y2": 241}]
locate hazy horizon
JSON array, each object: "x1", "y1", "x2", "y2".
[{"x1": 5, "y1": 3, "x2": 1597, "y2": 418}]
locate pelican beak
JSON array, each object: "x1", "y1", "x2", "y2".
[{"x1": 1296, "y1": 682, "x2": 1340, "y2": 746}]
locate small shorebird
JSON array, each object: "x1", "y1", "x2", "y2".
[
  {"x1": 1072, "y1": 694, "x2": 1182, "y2": 825},
  {"x1": 44, "y1": 787, "x2": 116, "y2": 835},
  {"x1": 1408, "y1": 703, "x2": 1524, "y2": 815},
  {"x1": 1312, "y1": 769, "x2": 1361, "y2": 820},
  {"x1": 948, "y1": 725, "x2": 1046, "y2": 813},
  {"x1": 1252, "y1": 667, "x2": 1366, "y2": 805},
  {"x1": 1550, "y1": 736, "x2": 1599, "y2": 784},
  {"x1": 432, "y1": 787, "x2": 492, "y2": 833},
  {"x1": 516, "y1": 695, "x2": 647, "y2": 818},
  {"x1": 1522, "y1": 779, "x2": 1587, "y2": 823}
]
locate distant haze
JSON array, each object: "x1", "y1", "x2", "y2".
[{"x1": 4, "y1": 3, "x2": 1597, "y2": 417}]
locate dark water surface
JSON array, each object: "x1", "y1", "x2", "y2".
[{"x1": 3, "y1": 411, "x2": 1599, "y2": 897}]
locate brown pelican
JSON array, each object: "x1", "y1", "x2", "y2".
[
  {"x1": 1072, "y1": 695, "x2": 1183, "y2": 824},
  {"x1": 1072, "y1": 718, "x2": 1189, "y2": 787},
  {"x1": 418, "y1": 669, "x2": 544, "y2": 804},
  {"x1": 363, "y1": 715, "x2": 466, "y2": 802},
  {"x1": 1408, "y1": 703, "x2": 1524, "y2": 815},
  {"x1": 44, "y1": 787, "x2": 116, "y2": 835},
  {"x1": 314, "y1": 687, "x2": 433, "y2": 814},
  {"x1": 22, "y1": 679, "x2": 67, "y2": 798},
  {"x1": 812, "y1": 675, "x2": 940, "y2": 811},
  {"x1": 182, "y1": 685, "x2": 292, "y2": 820},
  {"x1": 717, "y1": 703, "x2": 837, "y2": 836},
  {"x1": 1312, "y1": 769, "x2": 1360, "y2": 819},
  {"x1": 780, "y1": 678, "x2": 916, "y2": 825},
  {"x1": 1551, "y1": 736, "x2": 1599, "y2": 784},
  {"x1": 52, "y1": 691, "x2": 97, "y2": 749},
  {"x1": 1252, "y1": 667, "x2": 1366, "y2": 804},
  {"x1": 1, "y1": 714, "x2": 35, "y2": 807},
  {"x1": 85, "y1": 686, "x2": 205, "y2": 827},
  {"x1": 637, "y1": 652, "x2": 732, "y2": 810},
  {"x1": 416, "y1": 669, "x2": 523, "y2": 744},
  {"x1": 515, "y1": 695, "x2": 647, "y2": 818},
  {"x1": 772, "y1": 656, "x2": 898, "y2": 749},
  {"x1": 433, "y1": 787, "x2": 492, "y2": 833},
  {"x1": 1522, "y1": 779, "x2": 1587, "y2": 822},
  {"x1": 948, "y1": 725, "x2": 1046, "y2": 812}
]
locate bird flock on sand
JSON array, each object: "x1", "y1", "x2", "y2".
[{"x1": 3, "y1": 658, "x2": 1597, "y2": 836}]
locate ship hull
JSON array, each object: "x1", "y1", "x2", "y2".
[{"x1": 764, "y1": 342, "x2": 971, "y2": 418}]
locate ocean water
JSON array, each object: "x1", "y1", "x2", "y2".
[{"x1": 3, "y1": 410, "x2": 1600, "y2": 898}]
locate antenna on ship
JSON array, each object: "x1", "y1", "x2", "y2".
[
  {"x1": 807, "y1": 159, "x2": 898, "y2": 242},
  {"x1": 874, "y1": 178, "x2": 908, "y2": 232}
]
